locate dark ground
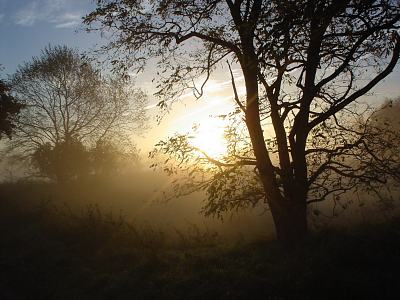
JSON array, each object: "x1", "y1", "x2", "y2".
[{"x1": 1, "y1": 181, "x2": 399, "y2": 299}]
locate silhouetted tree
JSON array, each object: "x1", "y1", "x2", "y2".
[
  {"x1": 85, "y1": 0, "x2": 400, "y2": 245},
  {"x1": 90, "y1": 139, "x2": 136, "y2": 176},
  {"x1": 31, "y1": 138, "x2": 138, "y2": 181},
  {"x1": 9, "y1": 45, "x2": 147, "y2": 180},
  {"x1": 31, "y1": 138, "x2": 89, "y2": 181},
  {"x1": 354, "y1": 99, "x2": 400, "y2": 208},
  {"x1": 0, "y1": 74, "x2": 23, "y2": 139}
]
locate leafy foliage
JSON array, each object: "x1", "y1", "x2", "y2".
[
  {"x1": 0, "y1": 76, "x2": 23, "y2": 139},
  {"x1": 85, "y1": 0, "x2": 400, "y2": 243},
  {"x1": 8, "y1": 45, "x2": 147, "y2": 179},
  {"x1": 31, "y1": 139, "x2": 89, "y2": 181},
  {"x1": 31, "y1": 137, "x2": 139, "y2": 181}
]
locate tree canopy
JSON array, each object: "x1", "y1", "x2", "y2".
[
  {"x1": 9, "y1": 45, "x2": 147, "y2": 180},
  {"x1": 0, "y1": 74, "x2": 23, "y2": 140},
  {"x1": 85, "y1": 0, "x2": 400, "y2": 245}
]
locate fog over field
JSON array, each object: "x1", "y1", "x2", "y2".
[{"x1": 1, "y1": 0, "x2": 400, "y2": 299}]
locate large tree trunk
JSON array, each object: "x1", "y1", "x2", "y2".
[
  {"x1": 241, "y1": 51, "x2": 308, "y2": 246},
  {"x1": 271, "y1": 190, "x2": 308, "y2": 246},
  {"x1": 254, "y1": 172, "x2": 308, "y2": 246},
  {"x1": 259, "y1": 169, "x2": 308, "y2": 246}
]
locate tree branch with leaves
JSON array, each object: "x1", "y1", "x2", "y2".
[{"x1": 85, "y1": 0, "x2": 400, "y2": 245}]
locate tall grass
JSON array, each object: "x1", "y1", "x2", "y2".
[{"x1": 1, "y1": 180, "x2": 400, "y2": 299}]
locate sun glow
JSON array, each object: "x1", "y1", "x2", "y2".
[{"x1": 190, "y1": 118, "x2": 228, "y2": 159}]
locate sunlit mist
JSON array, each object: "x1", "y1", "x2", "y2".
[
  {"x1": 189, "y1": 117, "x2": 228, "y2": 159},
  {"x1": 1, "y1": 0, "x2": 400, "y2": 298}
]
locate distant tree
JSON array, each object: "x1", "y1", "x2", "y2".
[
  {"x1": 10, "y1": 45, "x2": 147, "y2": 180},
  {"x1": 356, "y1": 99, "x2": 400, "y2": 204},
  {"x1": 31, "y1": 138, "x2": 138, "y2": 181},
  {"x1": 85, "y1": 0, "x2": 400, "y2": 245},
  {"x1": 31, "y1": 138, "x2": 90, "y2": 181},
  {"x1": 0, "y1": 70, "x2": 23, "y2": 139},
  {"x1": 90, "y1": 139, "x2": 137, "y2": 176}
]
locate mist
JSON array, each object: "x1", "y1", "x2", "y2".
[
  {"x1": 2, "y1": 0, "x2": 400, "y2": 298},
  {"x1": 0, "y1": 157, "x2": 276, "y2": 240}
]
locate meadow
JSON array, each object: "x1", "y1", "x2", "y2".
[{"x1": 1, "y1": 178, "x2": 399, "y2": 299}]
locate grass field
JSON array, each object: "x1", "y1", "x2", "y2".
[{"x1": 1, "y1": 181, "x2": 399, "y2": 299}]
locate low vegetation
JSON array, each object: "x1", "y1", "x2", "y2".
[{"x1": 1, "y1": 180, "x2": 399, "y2": 299}]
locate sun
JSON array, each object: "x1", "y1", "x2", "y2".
[{"x1": 190, "y1": 118, "x2": 228, "y2": 159}]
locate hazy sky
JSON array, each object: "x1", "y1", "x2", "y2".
[
  {"x1": 1, "y1": 0, "x2": 400, "y2": 153},
  {"x1": 0, "y1": 0, "x2": 237, "y2": 151}
]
